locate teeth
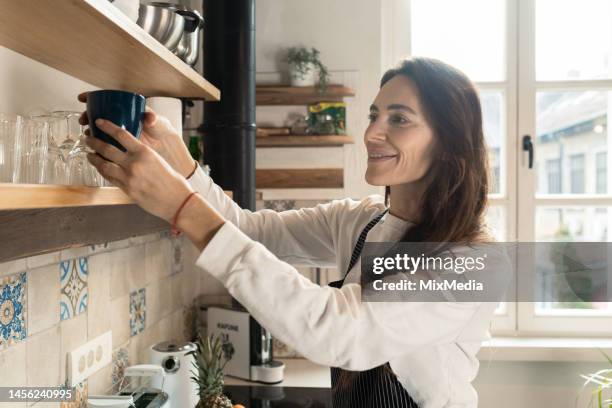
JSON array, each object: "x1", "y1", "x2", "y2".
[{"x1": 369, "y1": 154, "x2": 392, "y2": 158}]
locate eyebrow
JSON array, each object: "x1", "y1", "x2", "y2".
[{"x1": 370, "y1": 104, "x2": 416, "y2": 114}]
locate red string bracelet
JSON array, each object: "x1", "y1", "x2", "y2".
[
  {"x1": 171, "y1": 191, "x2": 198, "y2": 236},
  {"x1": 186, "y1": 160, "x2": 198, "y2": 179}
]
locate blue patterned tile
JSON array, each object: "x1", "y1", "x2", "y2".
[
  {"x1": 129, "y1": 289, "x2": 146, "y2": 337},
  {"x1": 60, "y1": 257, "x2": 88, "y2": 321},
  {"x1": 0, "y1": 272, "x2": 27, "y2": 348}
]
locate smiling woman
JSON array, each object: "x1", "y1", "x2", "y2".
[{"x1": 78, "y1": 57, "x2": 503, "y2": 408}]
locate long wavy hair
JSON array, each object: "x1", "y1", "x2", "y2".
[{"x1": 333, "y1": 57, "x2": 491, "y2": 396}]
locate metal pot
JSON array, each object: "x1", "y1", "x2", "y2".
[
  {"x1": 137, "y1": 2, "x2": 185, "y2": 52},
  {"x1": 174, "y1": 8, "x2": 204, "y2": 66}
]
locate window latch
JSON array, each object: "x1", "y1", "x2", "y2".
[{"x1": 522, "y1": 135, "x2": 534, "y2": 169}]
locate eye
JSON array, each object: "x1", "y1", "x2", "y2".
[
  {"x1": 389, "y1": 114, "x2": 409, "y2": 125},
  {"x1": 368, "y1": 113, "x2": 378, "y2": 123}
]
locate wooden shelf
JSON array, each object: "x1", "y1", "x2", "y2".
[
  {"x1": 0, "y1": 184, "x2": 233, "y2": 262},
  {"x1": 0, "y1": 0, "x2": 220, "y2": 100},
  {"x1": 0, "y1": 184, "x2": 232, "y2": 210},
  {"x1": 256, "y1": 85, "x2": 355, "y2": 105},
  {"x1": 256, "y1": 169, "x2": 343, "y2": 189},
  {"x1": 256, "y1": 135, "x2": 354, "y2": 147}
]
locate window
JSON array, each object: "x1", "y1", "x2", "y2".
[
  {"x1": 569, "y1": 154, "x2": 585, "y2": 194},
  {"x1": 546, "y1": 159, "x2": 561, "y2": 193},
  {"x1": 408, "y1": 0, "x2": 612, "y2": 335},
  {"x1": 596, "y1": 152, "x2": 607, "y2": 194}
]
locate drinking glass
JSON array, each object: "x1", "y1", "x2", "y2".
[
  {"x1": 30, "y1": 114, "x2": 68, "y2": 184},
  {"x1": 51, "y1": 110, "x2": 82, "y2": 162},
  {"x1": 0, "y1": 113, "x2": 23, "y2": 183},
  {"x1": 15, "y1": 119, "x2": 49, "y2": 184}
]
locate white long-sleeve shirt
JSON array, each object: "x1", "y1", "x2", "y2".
[{"x1": 188, "y1": 166, "x2": 507, "y2": 407}]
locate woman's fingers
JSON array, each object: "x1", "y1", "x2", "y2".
[
  {"x1": 143, "y1": 109, "x2": 157, "y2": 128},
  {"x1": 77, "y1": 92, "x2": 89, "y2": 103},
  {"x1": 84, "y1": 134, "x2": 128, "y2": 164},
  {"x1": 87, "y1": 153, "x2": 126, "y2": 187},
  {"x1": 79, "y1": 111, "x2": 89, "y2": 126},
  {"x1": 94, "y1": 119, "x2": 142, "y2": 153}
]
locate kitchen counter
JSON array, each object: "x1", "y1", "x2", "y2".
[{"x1": 224, "y1": 358, "x2": 331, "y2": 388}]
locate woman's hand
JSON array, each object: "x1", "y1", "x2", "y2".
[
  {"x1": 85, "y1": 119, "x2": 193, "y2": 222},
  {"x1": 85, "y1": 118, "x2": 225, "y2": 250},
  {"x1": 78, "y1": 92, "x2": 196, "y2": 178}
]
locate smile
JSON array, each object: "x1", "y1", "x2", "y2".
[{"x1": 368, "y1": 154, "x2": 397, "y2": 162}]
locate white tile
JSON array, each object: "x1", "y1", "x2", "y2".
[
  {"x1": 26, "y1": 326, "x2": 60, "y2": 388},
  {"x1": 87, "y1": 362, "x2": 112, "y2": 395},
  {"x1": 108, "y1": 246, "x2": 146, "y2": 300},
  {"x1": 105, "y1": 238, "x2": 131, "y2": 252},
  {"x1": 59, "y1": 247, "x2": 89, "y2": 261},
  {"x1": 26, "y1": 251, "x2": 60, "y2": 270},
  {"x1": 59, "y1": 314, "x2": 87, "y2": 385},
  {"x1": 129, "y1": 233, "x2": 159, "y2": 246},
  {"x1": 28, "y1": 264, "x2": 60, "y2": 336},
  {"x1": 145, "y1": 280, "x2": 165, "y2": 329},
  {"x1": 87, "y1": 253, "x2": 111, "y2": 339},
  {"x1": 0, "y1": 340, "x2": 26, "y2": 386},
  {"x1": 0, "y1": 257, "x2": 26, "y2": 278},
  {"x1": 110, "y1": 295, "x2": 130, "y2": 348},
  {"x1": 144, "y1": 239, "x2": 172, "y2": 285}
]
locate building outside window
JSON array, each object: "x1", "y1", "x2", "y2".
[
  {"x1": 569, "y1": 154, "x2": 585, "y2": 193},
  {"x1": 596, "y1": 151, "x2": 607, "y2": 194},
  {"x1": 546, "y1": 158, "x2": 561, "y2": 193}
]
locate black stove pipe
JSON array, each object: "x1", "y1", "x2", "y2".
[{"x1": 201, "y1": 0, "x2": 256, "y2": 211}]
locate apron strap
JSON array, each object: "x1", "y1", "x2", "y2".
[{"x1": 329, "y1": 209, "x2": 388, "y2": 289}]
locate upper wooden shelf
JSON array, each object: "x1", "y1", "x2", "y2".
[
  {"x1": 256, "y1": 135, "x2": 354, "y2": 147},
  {"x1": 0, "y1": 0, "x2": 220, "y2": 100},
  {"x1": 256, "y1": 85, "x2": 355, "y2": 105},
  {"x1": 0, "y1": 184, "x2": 232, "y2": 210}
]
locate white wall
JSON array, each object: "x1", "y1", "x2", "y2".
[{"x1": 255, "y1": 0, "x2": 385, "y2": 199}]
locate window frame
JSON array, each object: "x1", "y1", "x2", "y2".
[{"x1": 402, "y1": 0, "x2": 612, "y2": 336}]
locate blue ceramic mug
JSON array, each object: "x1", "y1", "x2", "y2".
[{"x1": 86, "y1": 90, "x2": 146, "y2": 152}]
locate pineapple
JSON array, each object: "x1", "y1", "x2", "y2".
[{"x1": 190, "y1": 335, "x2": 234, "y2": 408}]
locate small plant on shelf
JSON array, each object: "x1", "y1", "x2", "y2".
[
  {"x1": 190, "y1": 334, "x2": 236, "y2": 408},
  {"x1": 284, "y1": 46, "x2": 330, "y2": 91}
]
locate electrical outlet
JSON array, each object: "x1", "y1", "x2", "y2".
[{"x1": 67, "y1": 331, "x2": 112, "y2": 387}]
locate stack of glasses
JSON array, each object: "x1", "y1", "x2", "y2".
[{"x1": 0, "y1": 111, "x2": 106, "y2": 186}]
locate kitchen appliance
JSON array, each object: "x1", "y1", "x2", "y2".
[
  {"x1": 148, "y1": 341, "x2": 199, "y2": 408},
  {"x1": 137, "y1": 2, "x2": 185, "y2": 52},
  {"x1": 174, "y1": 7, "x2": 204, "y2": 66},
  {"x1": 88, "y1": 364, "x2": 169, "y2": 408},
  {"x1": 224, "y1": 385, "x2": 333, "y2": 408},
  {"x1": 207, "y1": 305, "x2": 285, "y2": 384}
]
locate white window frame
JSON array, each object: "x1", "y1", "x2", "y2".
[
  {"x1": 516, "y1": 0, "x2": 612, "y2": 336},
  {"x1": 392, "y1": 0, "x2": 612, "y2": 336}
]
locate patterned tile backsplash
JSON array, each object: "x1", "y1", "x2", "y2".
[
  {"x1": 60, "y1": 257, "x2": 88, "y2": 321},
  {"x1": 111, "y1": 347, "x2": 129, "y2": 393},
  {"x1": 0, "y1": 272, "x2": 27, "y2": 349},
  {"x1": 130, "y1": 288, "x2": 146, "y2": 337}
]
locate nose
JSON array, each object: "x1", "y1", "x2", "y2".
[{"x1": 364, "y1": 119, "x2": 387, "y2": 145}]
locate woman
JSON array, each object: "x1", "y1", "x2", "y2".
[{"x1": 80, "y1": 57, "x2": 506, "y2": 408}]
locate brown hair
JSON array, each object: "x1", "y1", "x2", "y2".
[{"x1": 334, "y1": 57, "x2": 491, "y2": 394}]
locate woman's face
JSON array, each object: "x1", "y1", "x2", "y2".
[{"x1": 364, "y1": 75, "x2": 437, "y2": 186}]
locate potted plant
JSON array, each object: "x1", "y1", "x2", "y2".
[
  {"x1": 284, "y1": 46, "x2": 330, "y2": 90},
  {"x1": 579, "y1": 350, "x2": 612, "y2": 407},
  {"x1": 190, "y1": 335, "x2": 243, "y2": 408}
]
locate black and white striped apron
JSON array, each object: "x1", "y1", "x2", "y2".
[{"x1": 328, "y1": 209, "x2": 419, "y2": 408}]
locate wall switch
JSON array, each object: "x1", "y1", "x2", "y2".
[{"x1": 67, "y1": 331, "x2": 112, "y2": 387}]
